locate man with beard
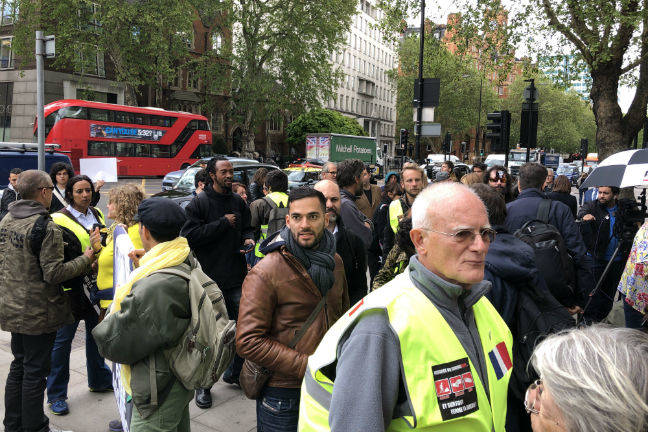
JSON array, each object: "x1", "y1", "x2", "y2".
[
  {"x1": 236, "y1": 187, "x2": 349, "y2": 432},
  {"x1": 385, "y1": 163, "x2": 425, "y2": 254},
  {"x1": 484, "y1": 165, "x2": 514, "y2": 203},
  {"x1": 181, "y1": 156, "x2": 254, "y2": 408},
  {"x1": 577, "y1": 186, "x2": 625, "y2": 322},
  {"x1": 315, "y1": 180, "x2": 368, "y2": 305},
  {"x1": 337, "y1": 159, "x2": 373, "y2": 248}
]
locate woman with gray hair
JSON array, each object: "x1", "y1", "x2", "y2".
[{"x1": 526, "y1": 325, "x2": 648, "y2": 432}]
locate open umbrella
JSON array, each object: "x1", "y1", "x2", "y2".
[{"x1": 580, "y1": 149, "x2": 648, "y2": 189}]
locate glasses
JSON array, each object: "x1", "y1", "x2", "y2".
[
  {"x1": 39, "y1": 186, "x2": 55, "y2": 191},
  {"x1": 524, "y1": 379, "x2": 563, "y2": 428},
  {"x1": 421, "y1": 227, "x2": 496, "y2": 244},
  {"x1": 489, "y1": 177, "x2": 507, "y2": 184}
]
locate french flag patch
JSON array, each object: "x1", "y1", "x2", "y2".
[{"x1": 488, "y1": 342, "x2": 512, "y2": 380}]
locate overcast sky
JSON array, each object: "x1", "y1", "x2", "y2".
[{"x1": 406, "y1": 0, "x2": 636, "y2": 112}]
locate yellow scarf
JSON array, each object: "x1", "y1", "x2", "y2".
[{"x1": 110, "y1": 236, "x2": 190, "y2": 394}]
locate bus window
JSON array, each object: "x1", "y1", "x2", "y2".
[
  {"x1": 116, "y1": 142, "x2": 135, "y2": 157},
  {"x1": 89, "y1": 108, "x2": 112, "y2": 122},
  {"x1": 133, "y1": 113, "x2": 147, "y2": 125},
  {"x1": 151, "y1": 115, "x2": 176, "y2": 127},
  {"x1": 88, "y1": 141, "x2": 115, "y2": 156},
  {"x1": 114, "y1": 110, "x2": 134, "y2": 124},
  {"x1": 59, "y1": 106, "x2": 87, "y2": 119},
  {"x1": 197, "y1": 120, "x2": 209, "y2": 131},
  {"x1": 135, "y1": 143, "x2": 149, "y2": 157}
]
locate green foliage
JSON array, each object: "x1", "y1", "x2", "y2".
[
  {"x1": 395, "y1": 34, "x2": 500, "y2": 145},
  {"x1": 13, "y1": 0, "x2": 196, "y2": 99},
  {"x1": 501, "y1": 75, "x2": 596, "y2": 153},
  {"x1": 226, "y1": 0, "x2": 357, "y2": 147},
  {"x1": 285, "y1": 108, "x2": 366, "y2": 147},
  {"x1": 212, "y1": 136, "x2": 228, "y2": 154}
]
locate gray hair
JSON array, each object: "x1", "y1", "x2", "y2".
[
  {"x1": 322, "y1": 162, "x2": 337, "y2": 173},
  {"x1": 411, "y1": 182, "x2": 485, "y2": 230},
  {"x1": 531, "y1": 325, "x2": 648, "y2": 432},
  {"x1": 16, "y1": 169, "x2": 52, "y2": 200}
]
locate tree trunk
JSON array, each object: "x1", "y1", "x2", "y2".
[
  {"x1": 242, "y1": 109, "x2": 256, "y2": 158},
  {"x1": 590, "y1": 68, "x2": 626, "y2": 160}
]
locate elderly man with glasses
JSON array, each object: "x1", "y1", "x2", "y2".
[
  {"x1": 299, "y1": 182, "x2": 513, "y2": 432},
  {"x1": 320, "y1": 162, "x2": 337, "y2": 182}
]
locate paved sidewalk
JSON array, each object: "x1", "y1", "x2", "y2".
[{"x1": 0, "y1": 326, "x2": 257, "y2": 432}]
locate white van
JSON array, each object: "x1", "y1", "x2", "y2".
[{"x1": 484, "y1": 154, "x2": 505, "y2": 167}]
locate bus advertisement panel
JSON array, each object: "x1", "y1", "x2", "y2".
[{"x1": 35, "y1": 99, "x2": 213, "y2": 177}]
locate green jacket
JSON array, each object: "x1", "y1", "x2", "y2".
[
  {"x1": 92, "y1": 263, "x2": 190, "y2": 419},
  {"x1": 0, "y1": 200, "x2": 91, "y2": 335},
  {"x1": 372, "y1": 244, "x2": 411, "y2": 291}
]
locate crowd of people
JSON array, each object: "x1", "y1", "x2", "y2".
[{"x1": 0, "y1": 156, "x2": 647, "y2": 432}]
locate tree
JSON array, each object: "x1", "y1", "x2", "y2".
[
  {"x1": 13, "y1": 0, "x2": 196, "y2": 105},
  {"x1": 436, "y1": 0, "x2": 648, "y2": 160},
  {"x1": 501, "y1": 75, "x2": 596, "y2": 153},
  {"x1": 395, "y1": 33, "x2": 499, "y2": 153},
  {"x1": 285, "y1": 108, "x2": 366, "y2": 147},
  {"x1": 214, "y1": 0, "x2": 357, "y2": 156}
]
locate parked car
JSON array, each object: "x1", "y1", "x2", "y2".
[
  {"x1": 155, "y1": 163, "x2": 278, "y2": 208},
  {"x1": 0, "y1": 143, "x2": 72, "y2": 191},
  {"x1": 161, "y1": 156, "x2": 266, "y2": 191},
  {"x1": 556, "y1": 163, "x2": 580, "y2": 186},
  {"x1": 285, "y1": 167, "x2": 321, "y2": 191}
]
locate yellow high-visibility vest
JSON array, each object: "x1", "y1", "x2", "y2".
[
  {"x1": 298, "y1": 270, "x2": 513, "y2": 432},
  {"x1": 388, "y1": 199, "x2": 404, "y2": 234}
]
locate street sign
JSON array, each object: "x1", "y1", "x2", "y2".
[
  {"x1": 413, "y1": 78, "x2": 440, "y2": 107},
  {"x1": 44, "y1": 35, "x2": 55, "y2": 58},
  {"x1": 420, "y1": 123, "x2": 441, "y2": 137}
]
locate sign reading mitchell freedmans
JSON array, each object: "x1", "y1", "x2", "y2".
[
  {"x1": 306, "y1": 133, "x2": 377, "y2": 164},
  {"x1": 90, "y1": 124, "x2": 166, "y2": 141},
  {"x1": 335, "y1": 144, "x2": 373, "y2": 155}
]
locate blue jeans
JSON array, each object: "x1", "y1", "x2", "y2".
[
  {"x1": 256, "y1": 387, "x2": 300, "y2": 432},
  {"x1": 222, "y1": 287, "x2": 243, "y2": 383},
  {"x1": 622, "y1": 295, "x2": 647, "y2": 329},
  {"x1": 46, "y1": 310, "x2": 112, "y2": 403}
]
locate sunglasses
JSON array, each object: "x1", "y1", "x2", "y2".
[{"x1": 421, "y1": 227, "x2": 496, "y2": 244}]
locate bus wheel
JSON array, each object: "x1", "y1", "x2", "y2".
[{"x1": 181, "y1": 163, "x2": 190, "y2": 169}]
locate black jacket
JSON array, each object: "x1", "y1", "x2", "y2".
[
  {"x1": 380, "y1": 195, "x2": 414, "y2": 258},
  {"x1": 373, "y1": 197, "x2": 390, "y2": 258},
  {"x1": 340, "y1": 189, "x2": 373, "y2": 248},
  {"x1": 547, "y1": 191, "x2": 577, "y2": 218},
  {"x1": 181, "y1": 185, "x2": 254, "y2": 290},
  {"x1": 335, "y1": 218, "x2": 367, "y2": 306},
  {"x1": 505, "y1": 188, "x2": 594, "y2": 307},
  {"x1": 0, "y1": 187, "x2": 18, "y2": 220},
  {"x1": 577, "y1": 199, "x2": 617, "y2": 261}
]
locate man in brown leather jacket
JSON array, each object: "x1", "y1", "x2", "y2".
[{"x1": 236, "y1": 186, "x2": 349, "y2": 432}]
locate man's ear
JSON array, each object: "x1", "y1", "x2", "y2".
[{"x1": 410, "y1": 228, "x2": 426, "y2": 254}]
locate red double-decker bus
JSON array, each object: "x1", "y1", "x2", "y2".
[{"x1": 35, "y1": 99, "x2": 213, "y2": 176}]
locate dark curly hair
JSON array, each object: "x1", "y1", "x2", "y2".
[{"x1": 49, "y1": 162, "x2": 74, "y2": 186}]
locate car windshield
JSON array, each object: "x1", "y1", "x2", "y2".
[
  {"x1": 556, "y1": 165, "x2": 573, "y2": 174},
  {"x1": 509, "y1": 152, "x2": 532, "y2": 161},
  {"x1": 174, "y1": 167, "x2": 200, "y2": 191},
  {"x1": 485, "y1": 159, "x2": 504, "y2": 167},
  {"x1": 287, "y1": 170, "x2": 306, "y2": 182}
]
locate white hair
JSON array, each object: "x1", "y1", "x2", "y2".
[
  {"x1": 531, "y1": 325, "x2": 648, "y2": 432},
  {"x1": 411, "y1": 182, "x2": 485, "y2": 230}
]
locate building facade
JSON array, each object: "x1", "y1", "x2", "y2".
[{"x1": 325, "y1": 0, "x2": 398, "y2": 161}]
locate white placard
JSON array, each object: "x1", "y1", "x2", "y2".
[{"x1": 79, "y1": 158, "x2": 118, "y2": 182}]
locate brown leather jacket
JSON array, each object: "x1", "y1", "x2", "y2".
[{"x1": 236, "y1": 245, "x2": 349, "y2": 388}]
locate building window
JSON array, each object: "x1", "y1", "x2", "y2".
[
  {"x1": 498, "y1": 86, "x2": 504, "y2": 95},
  {"x1": 212, "y1": 33, "x2": 222, "y2": 52},
  {"x1": 77, "y1": 45, "x2": 105, "y2": 77},
  {"x1": 211, "y1": 112, "x2": 222, "y2": 132},
  {"x1": 187, "y1": 70, "x2": 199, "y2": 90},
  {"x1": 268, "y1": 117, "x2": 281, "y2": 132},
  {"x1": 0, "y1": 37, "x2": 12, "y2": 69},
  {"x1": 1, "y1": 0, "x2": 17, "y2": 25}
]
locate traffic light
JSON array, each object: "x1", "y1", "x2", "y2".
[
  {"x1": 460, "y1": 141, "x2": 467, "y2": 154},
  {"x1": 580, "y1": 138, "x2": 588, "y2": 159},
  {"x1": 399, "y1": 129, "x2": 409, "y2": 149},
  {"x1": 444, "y1": 132, "x2": 452, "y2": 154},
  {"x1": 486, "y1": 110, "x2": 511, "y2": 153}
]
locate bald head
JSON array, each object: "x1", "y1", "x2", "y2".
[{"x1": 314, "y1": 180, "x2": 341, "y2": 228}]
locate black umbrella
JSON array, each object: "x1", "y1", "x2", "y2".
[{"x1": 581, "y1": 149, "x2": 648, "y2": 189}]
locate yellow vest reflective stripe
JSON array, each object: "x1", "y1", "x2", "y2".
[
  {"x1": 389, "y1": 199, "x2": 403, "y2": 234},
  {"x1": 254, "y1": 191, "x2": 289, "y2": 258},
  {"x1": 51, "y1": 209, "x2": 105, "y2": 291},
  {"x1": 298, "y1": 270, "x2": 513, "y2": 432}
]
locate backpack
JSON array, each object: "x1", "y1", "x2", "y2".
[
  {"x1": 513, "y1": 199, "x2": 577, "y2": 307},
  {"x1": 508, "y1": 277, "x2": 575, "y2": 400},
  {"x1": 30, "y1": 214, "x2": 84, "y2": 292},
  {"x1": 152, "y1": 256, "x2": 236, "y2": 390},
  {"x1": 265, "y1": 196, "x2": 288, "y2": 237}
]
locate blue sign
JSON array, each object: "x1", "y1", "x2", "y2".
[{"x1": 90, "y1": 124, "x2": 165, "y2": 141}]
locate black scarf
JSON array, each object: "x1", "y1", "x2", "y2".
[{"x1": 281, "y1": 225, "x2": 336, "y2": 297}]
